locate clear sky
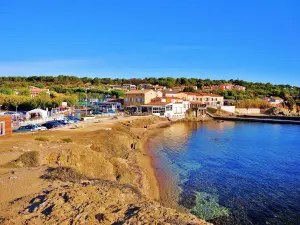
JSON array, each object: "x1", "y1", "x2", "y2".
[{"x1": 0, "y1": 0, "x2": 299, "y2": 85}]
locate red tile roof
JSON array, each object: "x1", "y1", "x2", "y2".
[
  {"x1": 125, "y1": 90, "x2": 153, "y2": 94},
  {"x1": 181, "y1": 92, "x2": 222, "y2": 97},
  {"x1": 144, "y1": 102, "x2": 170, "y2": 106}
]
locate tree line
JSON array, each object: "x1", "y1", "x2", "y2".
[{"x1": 0, "y1": 75, "x2": 299, "y2": 110}]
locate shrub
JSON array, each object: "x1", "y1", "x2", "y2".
[
  {"x1": 41, "y1": 167, "x2": 87, "y2": 182},
  {"x1": 206, "y1": 107, "x2": 217, "y2": 114},
  {"x1": 2, "y1": 151, "x2": 39, "y2": 168},
  {"x1": 235, "y1": 99, "x2": 271, "y2": 109},
  {"x1": 62, "y1": 138, "x2": 72, "y2": 143},
  {"x1": 35, "y1": 137, "x2": 49, "y2": 142}
]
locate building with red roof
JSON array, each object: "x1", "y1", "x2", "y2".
[{"x1": 177, "y1": 92, "x2": 224, "y2": 107}]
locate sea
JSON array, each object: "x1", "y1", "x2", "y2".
[{"x1": 146, "y1": 121, "x2": 300, "y2": 225}]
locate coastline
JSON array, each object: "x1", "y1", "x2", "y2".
[
  {"x1": 136, "y1": 119, "x2": 174, "y2": 201},
  {"x1": 141, "y1": 118, "x2": 219, "y2": 212},
  {"x1": 143, "y1": 126, "x2": 183, "y2": 210},
  {"x1": 141, "y1": 119, "x2": 212, "y2": 211}
]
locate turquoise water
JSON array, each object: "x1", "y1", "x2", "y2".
[{"x1": 147, "y1": 122, "x2": 300, "y2": 224}]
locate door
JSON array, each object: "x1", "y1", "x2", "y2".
[{"x1": 0, "y1": 121, "x2": 5, "y2": 136}]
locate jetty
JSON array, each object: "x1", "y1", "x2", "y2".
[{"x1": 207, "y1": 112, "x2": 300, "y2": 125}]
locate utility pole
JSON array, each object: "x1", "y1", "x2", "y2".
[
  {"x1": 16, "y1": 105, "x2": 18, "y2": 114},
  {"x1": 85, "y1": 87, "x2": 88, "y2": 116}
]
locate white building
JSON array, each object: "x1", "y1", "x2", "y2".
[
  {"x1": 122, "y1": 84, "x2": 137, "y2": 90},
  {"x1": 262, "y1": 96, "x2": 284, "y2": 105},
  {"x1": 29, "y1": 86, "x2": 50, "y2": 98},
  {"x1": 139, "y1": 97, "x2": 190, "y2": 119},
  {"x1": 164, "y1": 90, "x2": 179, "y2": 98}
]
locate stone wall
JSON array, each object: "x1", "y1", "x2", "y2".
[
  {"x1": 235, "y1": 108, "x2": 262, "y2": 114},
  {"x1": 221, "y1": 106, "x2": 236, "y2": 113}
]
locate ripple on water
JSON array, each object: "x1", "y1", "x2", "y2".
[{"x1": 148, "y1": 122, "x2": 300, "y2": 225}]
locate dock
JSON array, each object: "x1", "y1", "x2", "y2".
[{"x1": 206, "y1": 112, "x2": 300, "y2": 125}]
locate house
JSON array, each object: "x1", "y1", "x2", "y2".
[
  {"x1": 139, "y1": 97, "x2": 190, "y2": 119},
  {"x1": 202, "y1": 84, "x2": 246, "y2": 92},
  {"x1": 232, "y1": 85, "x2": 246, "y2": 91},
  {"x1": 95, "y1": 102, "x2": 122, "y2": 113},
  {"x1": 138, "y1": 83, "x2": 153, "y2": 89},
  {"x1": 0, "y1": 116, "x2": 12, "y2": 137},
  {"x1": 108, "y1": 85, "x2": 123, "y2": 90},
  {"x1": 29, "y1": 86, "x2": 50, "y2": 97},
  {"x1": 201, "y1": 85, "x2": 220, "y2": 91},
  {"x1": 171, "y1": 86, "x2": 184, "y2": 92},
  {"x1": 108, "y1": 98, "x2": 124, "y2": 106},
  {"x1": 124, "y1": 90, "x2": 163, "y2": 112},
  {"x1": 152, "y1": 85, "x2": 166, "y2": 91},
  {"x1": 164, "y1": 90, "x2": 179, "y2": 98},
  {"x1": 167, "y1": 85, "x2": 198, "y2": 92},
  {"x1": 263, "y1": 96, "x2": 284, "y2": 105},
  {"x1": 180, "y1": 85, "x2": 198, "y2": 91},
  {"x1": 270, "y1": 96, "x2": 284, "y2": 105},
  {"x1": 122, "y1": 84, "x2": 137, "y2": 90},
  {"x1": 177, "y1": 92, "x2": 224, "y2": 107}
]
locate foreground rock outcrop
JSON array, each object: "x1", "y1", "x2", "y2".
[{"x1": 0, "y1": 180, "x2": 209, "y2": 225}]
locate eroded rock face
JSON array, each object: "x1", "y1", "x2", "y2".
[
  {"x1": 265, "y1": 106, "x2": 300, "y2": 116},
  {"x1": 0, "y1": 182, "x2": 210, "y2": 225}
]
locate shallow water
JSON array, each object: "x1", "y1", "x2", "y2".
[{"x1": 147, "y1": 121, "x2": 300, "y2": 225}]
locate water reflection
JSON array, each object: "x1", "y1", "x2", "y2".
[{"x1": 147, "y1": 122, "x2": 300, "y2": 224}]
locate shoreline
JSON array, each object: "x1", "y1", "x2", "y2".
[
  {"x1": 141, "y1": 119, "x2": 220, "y2": 211},
  {"x1": 141, "y1": 119, "x2": 201, "y2": 210},
  {"x1": 143, "y1": 127, "x2": 183, "y2": 210},
  {"x1": 136, "y1": 120, "x2": 173, "y2": 201}
]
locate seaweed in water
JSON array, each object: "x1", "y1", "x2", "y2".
[{"x1": 191, "y1": 191, "x2": 230, "y2": 221}]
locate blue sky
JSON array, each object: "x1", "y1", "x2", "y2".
[{"x1": 0, "y1": 0, "x2": 299, "y2": 85}]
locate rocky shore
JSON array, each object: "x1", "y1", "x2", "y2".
[{"x1": 0, "y1": 116, "x2": 210, "y2": 225}]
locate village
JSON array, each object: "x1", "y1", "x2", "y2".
[{"x1": 1, "y1": 81, "x2": 292, "y2": 138}]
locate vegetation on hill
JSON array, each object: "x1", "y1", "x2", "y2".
[
  {"x1": 1, "y1": 75, "x2": 299, "y2": 97},
  {"x1": 0, "y1": 75, "x2": 299, "y2": 111}
]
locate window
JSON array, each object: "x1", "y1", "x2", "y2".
[
  {"x1": 166, "y1": 105, "x2": 172, "y2": 111},
  {"x1": 152, "y1": 107, "x2": 165, "y2": 114},
  {"x1": 0, "y1": 121, "x2": 5, "y2": 136},
  {"x1": 125, "y1": 98, "x2": 129, "y2": 102},
  {"x1": 136, "y1": 98, "x2": 143, "y2": 103}
]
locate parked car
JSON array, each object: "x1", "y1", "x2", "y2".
[
  {"x1": 4, "y1": 112, "x2": 20, "y2": 116},
  {"x1": 63, "y1": 117, "x2": 75, "y2": 124},
  {"x1": 55, "y1": 119, "x2": 70, "y2": 125},
  {"x1": 66, "y1": 116, "x2": 80, "y2": 122},
  {"x1": 35, "y1": 124, "x2": 48, "y2": 131},
  {"x1": 13, "y1": 124, "x2": 47, "y2": 133},
  {"x1": 42, "y1": 121, "x2": 64, "y2": 129},
  {"x1": 92, "y1": 111, "x2": 103, "y2": 115},
  {"x1": 14, "y1": 125, "x2": 34, "y2": 133}
]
